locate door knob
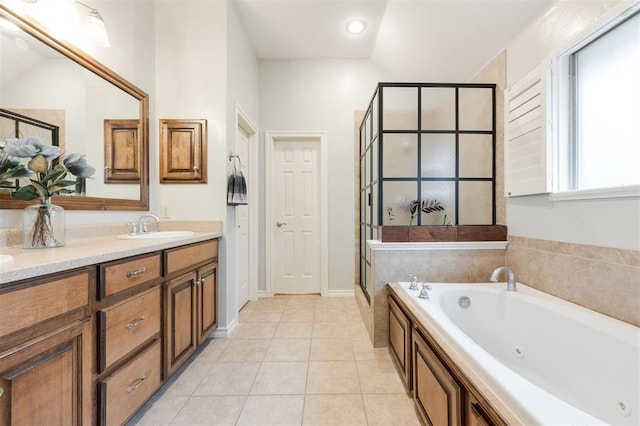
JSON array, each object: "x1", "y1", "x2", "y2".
[{"x1": 276, "y1": 221, "x2": 287, "y2": 227}]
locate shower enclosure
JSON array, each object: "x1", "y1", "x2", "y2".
[{"x1": 358, "y1": 82, "x2": 502, "y2": 302}]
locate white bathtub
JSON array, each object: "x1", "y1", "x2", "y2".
[{"x1": 395, "y1": 282, "x2": 640, "y2": 425}]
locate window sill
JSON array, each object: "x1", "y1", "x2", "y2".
[{"x1": 550, "y1": 186, "x2": 640, "y2": 201}]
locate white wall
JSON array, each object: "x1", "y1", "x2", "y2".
[
  {"x1": 258, "y1": 59, "x2": 393, "y2": 292},
  {"x1": 505, "y1": 0, "x2": 640, "y2": 250},
  {"x1": 224, "y1": 2, "x2": 260, "y2": 325}
]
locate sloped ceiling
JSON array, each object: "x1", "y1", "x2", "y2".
[{"x1": 233, "y1": 0, "x2": 554, "y2": 81}]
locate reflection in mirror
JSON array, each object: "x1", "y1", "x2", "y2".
[{"x1": 0, "y1": 5, "x2": 148, "y2": 210}]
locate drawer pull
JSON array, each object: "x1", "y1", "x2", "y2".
[
  {"x1": 0, "y1": 387, "x2": 3, "y2": 397},
  {"x1": 125, "y1": 267, "x2": 146, "y2": 278},
  {"x1": 126, "y1": 316, "x2": 146, "y2": 329},
  {"x1": 126, "y1": 375, "x2": 146, "y2": 393}
]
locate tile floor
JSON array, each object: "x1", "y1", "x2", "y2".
[{"x1": 130, "y1": 295, "x2": 421, "y2": 425}]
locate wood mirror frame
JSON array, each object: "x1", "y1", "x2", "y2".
[{"x1": 0, "y1": 5, "x2": 149, "y2": 211}]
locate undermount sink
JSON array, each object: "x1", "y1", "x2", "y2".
[
  {"x1": 117, "y1": 230, "x2": 195, "y2": 240},
  {"x1": 0, "y1": 254, "x2": 14, "y2": 265}
]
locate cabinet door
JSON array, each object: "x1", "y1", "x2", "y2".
[
  {"x1": 164, "y1": 272, "x2": 197, "y2": 377},
  {"x1": 412, "y1": 328, "x2": 462, "y2": 426},
  {"x1": 197, "y1": 263, "x2": 218, "y2": 345},
  {"x1": 388, "y1": 296, "x2": 411, "y2": 390},
  {"x1": 0, "y1": 320, "x2": 92, "y2": 426}
]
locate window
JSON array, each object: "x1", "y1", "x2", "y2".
[{"x1": 553, "y1": 8, "x2": 640, "y2": 196}]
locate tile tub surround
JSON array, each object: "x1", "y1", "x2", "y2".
[
  {"x1": 357, "y1": 241, "x2": 508, "y2": 347},
  {"x1": 129, "y1": 295, "x2": 421, "y2": 426},
  {"x1": 507, "y1": 235, "x2": 640, "y2": 327}
]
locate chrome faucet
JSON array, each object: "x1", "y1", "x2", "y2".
[
  {"x1": 490, "y1": 266, "x2": 516, "y2": 291},
  {"x1": 136, "y1": 214, "x2": 160, "y2": 234}
]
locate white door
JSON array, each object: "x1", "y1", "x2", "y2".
[
  {"x1": 236, "y1": 127, "x2": 250, "y2": 309},
  {"x1": 271, "y1": 140, "x2": 321, "y2": 294}
]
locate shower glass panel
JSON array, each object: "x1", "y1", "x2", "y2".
[
  {"x1": 383, "y1": 133, "x2": 418, "y2": 178},
  {"x1": 383, "y1": 87, "x2": 418, "y2": 130},
  {"x1": 421, "y1": 134, "x2": 456, "y2": 178},
  {"x1": 421, "y1": 87, "x2": 456, "y2": 130},
  {"x1": 382, "y1": 181, "x2": 417, "y2": 226},
  {"x1": 459, "y1": 134, "x2": 493, "y2": 178},
  {"x1": 421, "y1": 181, "x2": 456, "y2": 225},
  {"x1": 459, "y1": 181, "x2": 493, "y2": 224},
  {"x1": 358, "y1": 82, "x2": 496, "y2": 303},
  {"x1": 459, "y1": 87, "x2": 493, "y2": 131}
]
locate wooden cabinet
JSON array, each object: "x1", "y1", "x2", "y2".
[
  {"x1": 0, "y1": 236, "x2": 220, "y2": 425},
  {"x1": 97, "y1": 257, "x2": 162, "y2": 425},
  {"x1": 413, "y1": 328, "x2": 463, "y2": 426},
  {"x1": 164, "y1": 240, "x2": 218, "y2": 377},
  {"x1": 0, "y1": 269, "x2": 93, "y2": 426},
  {"x1": 467, "y1": 393, "x2": 492, "y2": 426},
  {"x1": 388, "y1": 296, "x2": 412, "y2": 390},
  {"x1": 159, "y1": 119, "x2": 207, "y2": 184},
  {"x1": 164, "y1": 262, "x2": 218, "y2": 376}
]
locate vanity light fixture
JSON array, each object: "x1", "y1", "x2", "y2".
[
  {"x1": 75, "y1": 1, "x2": 110, "y2": 47},
  {"x1": 345, "y1": 19, "x2": 367, "y2": 35}
]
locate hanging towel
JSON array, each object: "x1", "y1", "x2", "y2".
[{"x1": 227, "y1": 169, "x2": 248, "y2": 205}]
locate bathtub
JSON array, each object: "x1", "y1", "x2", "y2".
[{"x1": 394, "y1": 282, "x2": 640, "y2": 425}]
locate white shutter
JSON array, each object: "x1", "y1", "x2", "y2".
[{"x1": 504, "y1": 62, "x2": 552, "y2": 196}]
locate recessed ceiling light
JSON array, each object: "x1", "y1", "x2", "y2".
[{"x1": 346, "y1": 19, "x2": 367, "y2": 35}]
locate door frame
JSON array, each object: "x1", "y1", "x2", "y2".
[
  {"x1": 234, "y1": 104, "x2": 258, "y2": 305},
  {"x1": 265, "y1": 131, "x2": 328, "y2": 297}
]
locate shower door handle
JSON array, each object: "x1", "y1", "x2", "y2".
[{"x1": 276, "y1": 221, "x2": 287, "y2": 227}]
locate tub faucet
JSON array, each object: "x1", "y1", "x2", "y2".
[
  {"x1": 490, "y1": 266, "x2": 516, "y2": 291},
  {"x1": 408, "y1": 273, "x2": 419, "y2": 290},
  {"x1": 137, "y1": 214, "x2": 160, "y2": 233}
]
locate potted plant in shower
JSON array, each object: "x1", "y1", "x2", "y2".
[{"x1": 0, "y1": 136, "x2": 95, "y2": 248}]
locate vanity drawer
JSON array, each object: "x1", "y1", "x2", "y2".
[
  {"x1": 99, "y1": 253, "x2": 161, "y2": 299},
  {"x1": 0, "y1": 269, "x2": 89, "y2": 339},
  {"x1": 164, "y1": 239, "x2": 218, "y2": 276},
  {"x1": 98, "y1": 286, "x2": 161, "y2": 372},
  {"x1": 100, "y1": 340, "x2": 161, "y2": 426}
]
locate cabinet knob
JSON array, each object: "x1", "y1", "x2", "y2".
[{"x1": 0, "y1": 387, "x2": 3, "y2": 397}]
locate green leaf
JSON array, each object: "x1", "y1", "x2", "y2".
[
  {"x1": 10, "y1": 185, "x2": 38, "y2": 201},
  {"x1": 42, "y1": 164, "x2": 68, "y2": 184},
  {"x1": 29, "y1": 180, "x2": 50, "y2": 201},
  {"x1": 50, "y1": 179, "x2": 77, "y2": 188}
]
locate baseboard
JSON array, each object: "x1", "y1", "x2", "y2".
[
  {"x1": 326, "y1": 289, "x2": 355, "y2": 298},
  {"x1": 257, "y1": 290, "x2": 268, "y2": 298},
  {"x1": 211, "y1": 318, "x2": 237, "y2": 338}
]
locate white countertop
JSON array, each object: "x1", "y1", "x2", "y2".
[{"x1": 0, "y1": 231, "x2": 222, "y2": 285}]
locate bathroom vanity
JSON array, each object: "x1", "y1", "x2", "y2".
[{"x1": 0, "y1": 232, "x2": 221, "y2": 425}]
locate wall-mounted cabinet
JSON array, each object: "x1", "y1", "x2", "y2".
[{"x1": 159, "y1": 119, "x2": 207, "y2": 184}]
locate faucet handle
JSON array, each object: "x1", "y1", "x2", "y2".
[
  {"x1": 128, "y1": 222, "x2": 139, "y2": 235},
  {"x1": 407, "y1": 273, "x2": 418, "y2": 290}
]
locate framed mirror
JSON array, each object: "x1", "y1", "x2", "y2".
[{"x1": 0, "y1": 5, "x2": 149, "y2": 211}]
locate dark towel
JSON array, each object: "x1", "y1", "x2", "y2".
[{"x1": 227, "y1": 170, "x2": 248, "y2": 205}]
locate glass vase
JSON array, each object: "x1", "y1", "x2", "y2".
[{"x1": 23, "y1": 199, "x2": 65, "y2": 248}]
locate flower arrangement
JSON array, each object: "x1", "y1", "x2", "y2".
[
  {"x1": 0, "y1": 136, "x2": 95, "y2": 201},
  {"x1": 0, "y1": 136, "x2": 95, "y2": 247}
]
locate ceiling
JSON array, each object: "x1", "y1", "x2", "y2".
[{"x1": 233, "y1": 0, "x2": 555, "y2": 82}]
